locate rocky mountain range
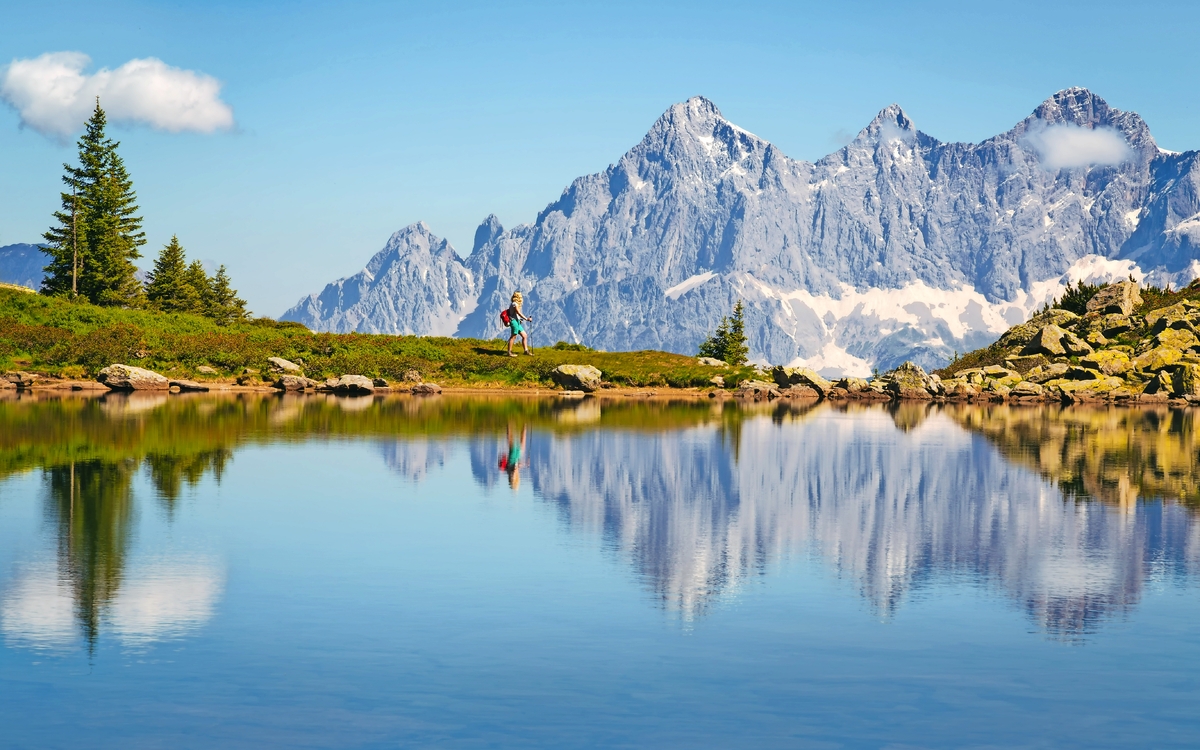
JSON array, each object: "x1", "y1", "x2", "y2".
[{"x1": 298, "y1": 90, "x2": 1190, "y2": 373}]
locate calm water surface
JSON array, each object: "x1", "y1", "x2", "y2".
[{"x1": 2, "y1": 393, "x2": 1199, "y2": 748}]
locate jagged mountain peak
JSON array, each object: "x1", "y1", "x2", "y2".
[{"x1": 472, "y1": 214, "x2": 504, "y2": 254}]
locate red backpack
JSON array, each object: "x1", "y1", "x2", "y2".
[{"x1": 500, "y1": 308, "x2": 512, "y2": 326}]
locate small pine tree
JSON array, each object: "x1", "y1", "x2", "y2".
[
  {"x1": 183, "y1": 260, "x2": 211, "y2": 314},
  {"x1": 698, "y1": 300, "x2": 750, "y2": 366},
  {"x1": 206, "y1": 265, "x2": 248, "y2": 324},
  {"x1": 42, "y1": 101, "x2": 146, "y2": 306},
  {"x1": 146, "y1": 236, "x2": 200, "y2": 313}
]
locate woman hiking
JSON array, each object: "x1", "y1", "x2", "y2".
[{"x1": 505, "y1": 291, "x2": 534, "y2": 357}]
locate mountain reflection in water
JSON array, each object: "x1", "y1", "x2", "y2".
[{"x1": 1, "y1": 392, "x2": 1198, "y2": 647}]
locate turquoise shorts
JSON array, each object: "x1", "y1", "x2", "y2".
[{"x1": 509, "y1": 319, "x2": 524, "y2": 336}]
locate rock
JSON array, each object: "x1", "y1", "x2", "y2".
[
  {"x1": 780, "y1": 384, "x2": 819, "y2": 399},
  {"x1": 835, "y1": 377, "x2": 869, "y2": 393},
  {"x1": 411, "y1": 382, "x2": 442, "y2": 395},
  {"x1": 697, "y1": 357, "x2": 727, "y2": 367},
  {"x1": 1064, "y1": 366, "x2": 1101, "y2": 380},
  {"x1": 273, "y1": 375, "x2": 316, "y2": 391},
  {"x1": 1021, "y1": 325, "x2": 1067, "y2": 357},
  {"x1": 1061, "y1": 331, "x2": 1094, "y2": 356},
  {"x1": 268, "y1": 357, "x2": 302, "y2": 374},
  {"x1": 334, "y1": 374, "x2": 375, "y2": 395},
  {"x1": 1133, "y1": 346, "x2": 1182, "y2": 372},
  {"x1": 997, "y1": 309, "x2": 1079, "y2": 349},
  {"x1": 945, "y1": 380, "x2": 977, "y2": 401},
  {"x1": 1145, "y1": 303, "x2": 1197, "y2": 334},
  {"x1": 1080, "y1": 350, "x2": 1131, "y2": 375},
  {"x1": 3, "y1": 371, "x2": 36, "y2": 389},
  {"x1": 550, "y1": 364, "x2": 603, "y2": 392},
  {"x1": 1027, "y1": 362, "x2": 1070, "y2": 383},
  {"x1": 1154, "y1": 328, "x2": 1198, "y2": 351},
  {"x1": 1085, "y1": 330, "x2": 1110, "y2": 348},
  {"x1": 402, "y1": 369, "x2": 423, "y2": 383},
  {"x1": 709, "y1": 375, "x2": 725, "y2": 387},
  {"x1": 771, "y1": 366, "x2": 831, "y2": 395},
  {"x1": 169, "y1": 379, "x2": 209, "y2": 392},
  {"x1": 1004, "y1": 355, "x2": 1049, "y2": 374},
  {"x1": 1172, "y1": 364, "x2": 1200, "y2": 397},
  {"x1": 982, "y1": 365, "x2": 1016, "y2": 377},
  {"x1": 97, "y1": 364, "x2": 170, "y2": 391},
  {"x1": 1100, "y1": 314, "x2": 1133, "y2": 337},
  {"x1": 881, "y1": 361, "x2": 935, "y2": 400},
  {"x1": 1086, "y1": 280, "x2": 1142, "y2": 316},
  {"x1": 373, "y1": 378, "x2": 389, "y2": 388},
  {"x1": 736, "y1": 379, "x2": 779, "y2": 400},
  {"x1": 1050, "y1": 376, "x2": 1126, "y2": 400},
  {"x1": 196, "y1": 365, "x2": 218, "y2": 375},
  {"x1": 1010, "y1": 380, "x2": 1045, "y2": 397}
]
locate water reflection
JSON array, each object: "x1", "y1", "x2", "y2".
[{"x1": 2, "y1": 392, "x2": 1199, "y2": 643}]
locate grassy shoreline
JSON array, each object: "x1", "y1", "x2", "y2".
[{"x1": 0, "y1": 288, "x2": 755, "y2": 390}]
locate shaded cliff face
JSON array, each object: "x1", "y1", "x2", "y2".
[{"x1": 284, "y1": 89, "x2": 1200, "y2": 374}]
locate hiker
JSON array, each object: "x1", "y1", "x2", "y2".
[{"x1": 504, "y1": 291, "x2": 534, "y2": 357}]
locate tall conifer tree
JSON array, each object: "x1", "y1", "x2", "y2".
[
  {"x1": 207, "y1": 265, "x2": 248, "y2": 324},
  {"x1": 183, "y1": 260, "x2": 211, "y2": 314},
  {"x1": 42, "y1": 101, "x2": 146, "y2": 305}
]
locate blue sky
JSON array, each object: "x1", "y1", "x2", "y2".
[{"x1": 2, "y1": 0, "x2": 1197, "y2": 315}]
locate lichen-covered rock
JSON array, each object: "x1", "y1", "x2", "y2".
[
  {"x1": 274, "y1": 375, "x2": 316, "y2": 391},
  {"x1": 772, "y1": 366, "x2": 831, "y2": 395},
  {"x1": 709, "y1": 375, "x2": 725, "y2": 387},
  {"x1": 1061, "y1": 331, "x2": 1094, "y2": 356},
  {"x1": 1171, "y1": 364, "x2": 1200, "y2": 397},
  {"x1": 4, "y1": 371, "x2": 36, "y2": 388},
  {"x1": 550, "y1": 364, "x2": 602, "y2": 392},
  {"x1": 196, "y1": 365, "x2": 218, "y2": 375},
  {"x1": 1050, "y1": 376, "x2": 1126, "y2": 399},
  {"x1": 97, "y1": 364, "x2": 170, "y2": 391},
  {"x1": 1021, "y1": 325, "x2": 1067, "y2": 356},
  {"x1": 697, "y1": 357, "x2": 727, "y2": 367},
  {"x1": 1133, "y1": 346, "x2": 1182, "y2": 372},
  {"x1": 982, "y1": 365, "x2": 1017, "y2": 378},
  {"x1": 411, "y1": 382, "x2": 442, "y2": 395},
  {"x1": 835, "y1": 376, "x2": 869, "y2": 393},
  {"x1": 402, "y1": 369, "x2": 423, "y2": 383},
  {"x1": 1086, "y1": 280, "x2": 1142, "y2": 316},
  {"x1": 780, "y1": 384, "x2": 819, "y2": 399},
  {"x1": 997, "y1": 309, "x2": 1079, "y2": 349},
  {"x1": 1154, "y1": 328, "x2": 1198, "y2": 351},
  {"x1": 1080, "y1": 350, "x2": 1131, "y2": 375},
  {"x1": 1010, "y1": 380, "x2": 1045, "y2": 397},
  {"x1": 1145, "y1": 303, "x2": 1198, "y2": 334},
  {"x1": 881, "y1": 361, "x2": 935, "y2": 400},
  {"x1": 1027, "y1": 362, "x2": 1070, "y2": 383}
]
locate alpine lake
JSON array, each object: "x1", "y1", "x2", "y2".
[{"x1": 2, "y1": 390, "x2": 1199, "y2": 749}]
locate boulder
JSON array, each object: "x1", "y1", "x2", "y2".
[
  {"x1": 736, "y1": 379, "x2": 779, "y2": 400},
  {"x1": 982, "y1": 365, "x2": 1017, "y2": 378},
  {"x1": 881, "y1": 361, "x2": 936, "y2": 400},
  {"x1": 411, "y1": 383, "x2": 442, "y2": 395},
  {"x1": 4, "y1": 371, "x2": 36, "y2": 389},
  {"x1": 196, "y1": 365, "x2": 218, "y2": 375},
  {"x1": 1146, "y1": 303, "x2": 1197, "y2": 334},
  {"x1": 780, "y1": 384, "x2": 819, "y2": 399},
  {"x1": 1154, "y1": 328, "x2": 1198, "y2": 351},
  {"x1": 1010, "y1": 380, "x2": 1045, "y2": 397},
  {"x1": 1050, "y1": 376, "x2": 1126, "y2": 400},
  {"x1": 697, "y1": 357, "x2": 728, "y2": 367},
  {"x1": 1172, "y1": 364, "x2": 1200, "y2": 397},
  {"x1": 1080, "y1": 350, "x2": 1131, "y2": 375},
  {"x1": 709, "y1": 375, "x2": 725, "y2": 387},
  {"x1": 1086, "y1": 280, "x2": 1142, "y2": 316},
  {"x1": 1004, "y1": 355, "x2": 1049, "y2": 374},
  {"x1": 402, "y1": 369, "x2": 423, "y2": 383},
  {"x1": 997, "y1": 309, "x2": 1079, "y2": 349},
  {"x1": 373, "y1": 377, "x2": 389, "y2": 388},
  {"x1": 1133, "y1": 346, "x2": 1182, "y2": 373},
  {"x1": 334, "y1": 374, "x2": 375, "y2": 395},
  {"x1": 945, "y1": 381, "x2": 977, "y2": 401},
  {"x1": 97, "y1": 364, "x2": 170, "y2": 391},
  {"x1": 1021, "y1": 325, "x2": 1067, "y2": 357},
  {"x1": 1027, "y1": 362, "x2": 1070, "y2": 383},
  {"x1": 267, "y1": 357, "x2": 302, "y2": 374},
  {"x1": 236, "y1": 368, "x2": 261, "y2": 386},
  {"x1": 169, "y1": 379, "x2": 210, "y2": 392},
  {"x1": 550, "y1": 364, "x2": 602, "y2": 392},
  {"x1": 1100, "y1": 314, "x2": 1133, "y2": 336},
  {"x1": 772, "y1": 366, "x2": 831, "y2": 395},
  {"x1": 273, "y1": 375, "x2": 316, "y2": 391},
  {"x1": 835, "y1": 377, "x2": 869, "y2": 393},
  {"x1": 1061, "y1": 331, "x2": 1094, "y2": 357}
]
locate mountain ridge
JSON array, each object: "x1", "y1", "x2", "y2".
[{"x1": 282, "y1": 89, "x2": 1200, "y2": 374}]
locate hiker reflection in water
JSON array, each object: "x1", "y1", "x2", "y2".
[{"x1": 499, "y1": 425, "x2": 527, "y2": 491}]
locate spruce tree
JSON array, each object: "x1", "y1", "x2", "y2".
[
  {"x1": 41, "y1": 101, "x2": 145, "y2": 305},
  {"x1": 146, "y1": 236, "x2": 199, "y2": 313},
  {"x1": 206, "y1": 265, "x2": 248, "y2": 324},
  {"x1": 183, "y1": 260, "x2": 211, "y2": 314},
  {"x1": 697, "y1": 300, "x2": 750, "y2": 366}
]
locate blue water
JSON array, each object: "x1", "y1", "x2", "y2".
[{"x1": 2, "y1": 396, "x2": 1199, "y2": 748}]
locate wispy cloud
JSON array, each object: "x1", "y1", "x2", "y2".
[
  {"x1": 1022, "y1": 123, "x2": 1133, "y2": 170},
  {"x1": 0, "y1": 52, "x2": 234, "y2": 141}
]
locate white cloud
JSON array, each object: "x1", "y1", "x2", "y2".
[
  {"x1": 1021, "y1": 123, "x2": 1133, "y2": 170},
  {"x1": 0, "y1": 51, "x2": 234, "y2": 141}
]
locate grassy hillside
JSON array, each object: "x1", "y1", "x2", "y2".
[{"x1": 0, "y1": 288, "x2": 753, "y2": 388}]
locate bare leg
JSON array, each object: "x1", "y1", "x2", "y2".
[
  {"x1": 507, "y1": 334, "x2": 517, "y2": 356},
  {"x1": 521, "y1": 331, "x2": 532, "y2": 354}
]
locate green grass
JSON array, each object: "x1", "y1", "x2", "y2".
[{"x1": 0, "y1": 289, "x2": 755, "y2": 388}]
